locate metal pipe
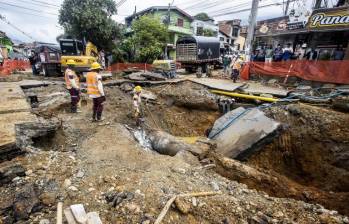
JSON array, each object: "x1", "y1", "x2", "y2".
[{"x1": 211, "y1": 90, "x2": 279, "y2": 103}]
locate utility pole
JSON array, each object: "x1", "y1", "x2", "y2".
[
  {"x1": 245, "y1": 0, "x2": 259, "y2": 62},
  {"x1": 284, "y1": 0, "x2": 290, "y2": 16},
  {"x1": 314, "y1": 0, "x2": 322, "y2": 9}
]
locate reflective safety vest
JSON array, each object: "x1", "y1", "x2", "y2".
[
  {"x1": 64, "y1": 68, "x2": 79, "y2": 89},
  {"x1": 86, "y1": 72, "x2": 101, "y2": 97},
  {"x1": 232, "y1": 59, "x2": 242, "y2": 70}
]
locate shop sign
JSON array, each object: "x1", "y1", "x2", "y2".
[{"x1": 309, "y1": 8, "x2": 349, "y2": 29}]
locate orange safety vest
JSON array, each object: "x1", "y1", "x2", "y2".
[
  {"x1": 64, "y1": 68, "x2": 79, "y2": 89},
  {"x1": 86, "y1": 71, "x2": 101, "y2": 97},
  {"x1": 232, "y1": 59, "x2": 242, "y2": 71}
]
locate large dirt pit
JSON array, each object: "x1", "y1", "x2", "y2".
[{"x1": 1, "y1": 80, "x2": 348, "y2": 223}]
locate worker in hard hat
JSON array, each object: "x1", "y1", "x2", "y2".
[
  {"x1": 133, "y1": 85, "x2": 143, "y2": 126},
  {"x1": 231, "y1": 56, "x2": 243, "y2": 83},
  {"x1": 86, "y1": 62, "x2": 106, "y2": 122},
  {"x1": 64, "y1": 59, "x2": 80, "y2": 113}
]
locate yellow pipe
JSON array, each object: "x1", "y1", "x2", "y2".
[{"x1": 211, "y1": 90, "x2": 278, "y2": 103}]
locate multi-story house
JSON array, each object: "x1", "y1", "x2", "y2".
[
  {"x1": 191, "y1": 17, "x2": 219, "y2": 37},
  {"x1": 218, "y1": 20, "x2": 241, "y2": 54},
  {"x1": 125, "y1": 6, "x2": 193, "y2": 59}
]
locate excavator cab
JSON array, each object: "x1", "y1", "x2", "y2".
[{"x1": 59, "y1": 39, "x2": 98, "y2": 73}]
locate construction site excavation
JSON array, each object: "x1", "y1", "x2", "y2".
[
  {"x1": 0, "y1": 68, "x2": 348, "y2": 224},
  {"x1": 1, "y1": 0, "x2": 349, "y2": 222}
]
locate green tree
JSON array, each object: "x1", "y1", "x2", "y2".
[
  {"x1": 123, "y1": 15, "x2": 168, "y2": 63},
  {"x1": 194, "y1": 13, "x2": 210, "y2": 21},
  {"x1": 58, "y1": 0, "x2": 121, "y2": 51},
  {"x1": 203, "y1": 28, "x2": 215, "y2": 37}
]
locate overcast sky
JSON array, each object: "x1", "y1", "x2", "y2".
[{"x1": 0, "y1": 0, "x2": 316, "y2": 43}]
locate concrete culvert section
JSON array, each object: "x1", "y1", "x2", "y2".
[{"x1": 212, "y1": 103, "x2": 349, "y2": 216}]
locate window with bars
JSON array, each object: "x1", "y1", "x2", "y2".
[{"x1": 177, "y1": 18, "x2": 184, "y2": 27}]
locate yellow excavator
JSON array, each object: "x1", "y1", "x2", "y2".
[{"x1": 59, "y1": 39, "x2": 98, "y2": 73}]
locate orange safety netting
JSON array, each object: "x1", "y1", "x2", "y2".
[
  {"x1": 241, "y1": 60, "x2": 349, "y2": 84},
  {"x1": 0, "y1": 59, "x2": 30, "y2": 76}
]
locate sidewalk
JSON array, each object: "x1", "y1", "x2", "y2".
[{"x1": 0, "y1": 82, "x2": 37, "y2": 153}]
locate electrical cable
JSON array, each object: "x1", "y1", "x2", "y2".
[
  {"x1": 116, "y1": 0, "x2": 127, "y2": 8},
  {"x1": 13, "y1": 0, "x2": 59, "y2": 9},
  {"x1": 0, "y1": 6, "x2": 56, "y2": 19},
  {"x1": 206, "y1": 2, "x2": 251, "y2": 15},
  {"x1": 211, "y1": 1, "x2": 288, "y2": 17},
  {"x1": 0, "y1": 14, "x2": 35, "y2": 40},
  {"x1": 30, "y1": 0, "x2": 60, "y2": 7},
  {"x1": 0, "y1": 2, "x2": 59, "y2": 16}
]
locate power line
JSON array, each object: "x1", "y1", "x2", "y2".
[
  {"x1": 206, "y1": 2, "x2": 251, "y2": 15},
  {"x1": 185, "y1": 0, "x2": 230, "y2": 11},
  {"x1": 211, "y1": 2, "x2": 286, "y2": 17},
  {"x1": 0, "y1": 14, "x2": 35, "y2": 41},
  {"x1": 116, "y1": 0, "x2": 127, "y2": 8},
  {"x1": 0, "y1": 2, "x2": 59, "y2": 16},
  {"x1": 13, "y1": 0, "x2": 59, "y2": 9},
  {"x1": 0, "y1": 6, "x2": 56, "y2": 19},
  {"x1": 30, "y1": 0, "x2": 60, "y2": 7}
]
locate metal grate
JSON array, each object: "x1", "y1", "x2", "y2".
[{"x1": 176, "y1": 43, "x2": 197, "y2": 61}]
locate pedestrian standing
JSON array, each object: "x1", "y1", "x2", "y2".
[
  {"x1": 222, "y1": 56, "x2": 230, "y2": 76},
  {"x1": 99, "y1": 50, "x2": 106, "y2": 69},
  {"x1": 306, "y1": 48, "x2": 318, "y2": 61},
  {"x1": 333, "y1": 46, "x2": 345, "y2": 60},
  {"x1": 265, "y1": 45, "x2": 274, "y2": 63},
  {"x1": 282, "y1": 43, "x2": 293, "y2": 61},
  {"x1": 64, "y1": 60, "x2": 81, "y2": 113},
  {"x1": 86, "y1": 62, "x2": 106, "y2": 122},
  {"x1": 28, "y1": 50, "x2": 38, "y2": 75},
  {"x1": 274, "y1": 44, "x2": 283, "y2": 62}
]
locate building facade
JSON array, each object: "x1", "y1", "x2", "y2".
[
  {"x1": 218, "y1": 20, "x2": 241, "y2": 54},
  {"x1": 253, "y1": 5, "x2": 349, "y2": 60},
  {"x1": 0, "y1": 31, "x2": 13, "y2": 59},
  {"x1": 125, "y1": 6, "x2": 193, "y2": 59},
  {"x1": 191, "y1": 18, "x2": 219, "y2": 37}
]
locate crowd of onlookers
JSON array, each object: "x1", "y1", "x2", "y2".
[{"x1": 251, "y1": 44, "x2": 345, "y2": 62}]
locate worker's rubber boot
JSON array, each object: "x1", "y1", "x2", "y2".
[
  {"x1": 71, "y1": 107, "x2": 77, "y2": 113},
  {"x1": 96, "y1": 112, "x2": 104, "y2": 122},
  {"x1": 91, "y1": 112, "x2": 97, "y2": 122}
]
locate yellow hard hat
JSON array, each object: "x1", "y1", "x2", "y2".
[
  {"x1": 67, "y1": 59, "x2": 76, "y2": 66},
  {"x1": 90, "y1": 62, "x2": 101, "y2": 70},
  {"x1": 134, "y1": 85, "x2": 142, "y2": 93}
]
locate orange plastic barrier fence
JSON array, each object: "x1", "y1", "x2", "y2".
[
  {"x1": 241, "y1": 60, "x2": 349, "y2": 84},
  {"x1": 0, "y1": 59, "x2": 30, "y2": 76}
]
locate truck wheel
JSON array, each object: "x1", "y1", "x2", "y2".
[
  {"x1": 202, "y1": 64, "x2": 208, "y2": 74},
  {"x1": 207, "y1": 65, "x2": 212, "y2": 77},
  {"x1": 42, "y1": 65, "x2": 48, "y2": 77},
  {"x1": 196, "y1": 66, "x2": 202, "y2": 78},
  {"x1": 185, "y1": 67, "x2": 193, "y2": 73}
]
